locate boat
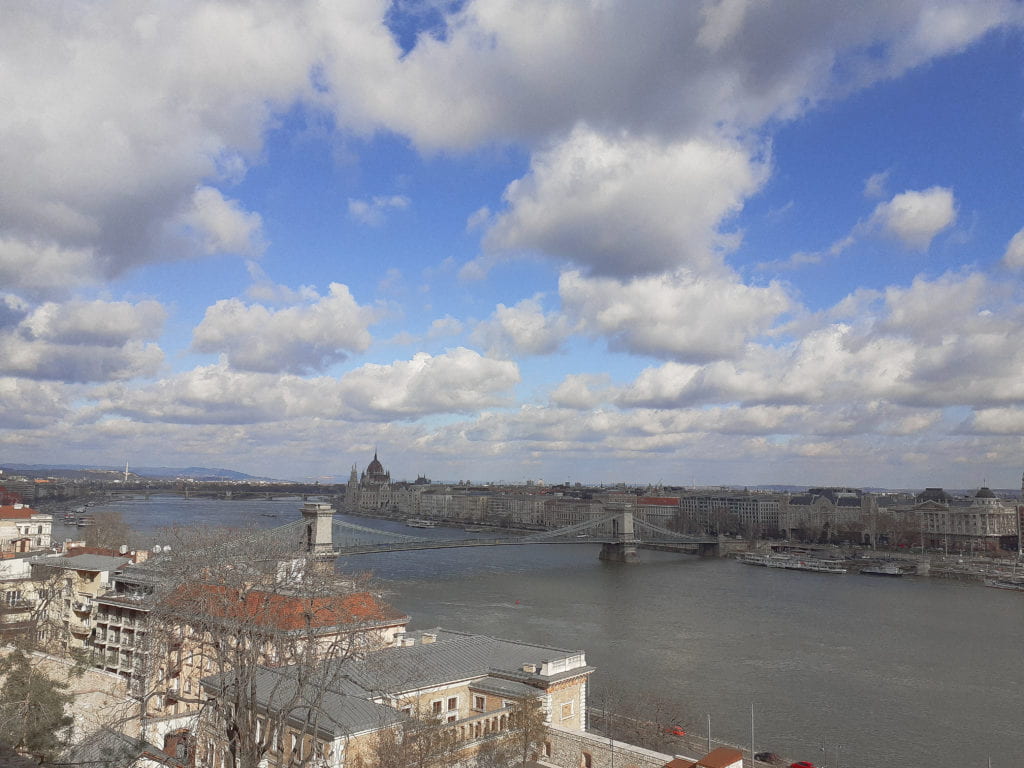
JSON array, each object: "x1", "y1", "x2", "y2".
[
  {"x1": 984, "y1": 577, "x2": 1024, "y2": 592},
  {"x1": 739, "y1": 552, "x2": 846, "y2": 573},
  {"x1": 77, "y1": 515, "x2": 95, "y2": 527},
  {"x1": 861, "y1": 563, "x2": 903, "y2": 577},
  {"x1": 406, "y1": 519, "x2": 438, "y2": 528}
]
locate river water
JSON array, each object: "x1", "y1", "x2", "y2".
[{"x1": 57, "y1": 496, "x2": 1024, "y2": 766}]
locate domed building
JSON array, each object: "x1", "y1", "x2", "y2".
[{"x1": 345, "y1": 451, "x2": 395, "y2": 513}]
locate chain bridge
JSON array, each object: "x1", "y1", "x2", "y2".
[{"x1": 272, "y1": 503, "x2": 720, "y2": 562}]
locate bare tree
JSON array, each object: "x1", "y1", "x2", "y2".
[
  {"x1": 129, "y1": 523, "x2": 401, "y2": 768},
  {"x1": 84, "y1": 510, "x2": 133, "y2": 551}
]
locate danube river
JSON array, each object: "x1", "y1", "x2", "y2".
[{"x1": 59, "y1": 496, "x2": 1024, "y2": 766}]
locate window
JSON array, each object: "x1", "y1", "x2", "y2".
[
  {"x1": 560, "y1": 701, "x2": 574, "y2": 720},
  {"x1": 543, "y1": 741, "x2": 552, "y2": 757},
  {"x1": 431, "y1": 700, "x2": 443, "y2": 715},
  {"x1": 446, "y1": 714, "x2": 457, "y2": 723},
  {"x1": 447, "y1": 696, "x2": 458, "y2": 711},
  {"x1": 474, "y1": 695, "x2": 486, "y2": 711},
  {"x1": 582, "y1": 751, "x2": 593, "y2": 768}
]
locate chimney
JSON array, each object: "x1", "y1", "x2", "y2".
[
  {"x1": 421, "y1": 632, "x2": 437, "y2": 644},
  {"x1": 402, "y1": 637, "x2": 415, "y2": 647},
  {"x1": 521, "y1": 663, "x2": 537, "y2": 674}
]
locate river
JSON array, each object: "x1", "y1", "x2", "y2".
[{"x1": 56, "y1": 496, "x2": 1024, "y2": 766}]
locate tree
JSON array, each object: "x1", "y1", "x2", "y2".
[
  {"x1": 133, "y1": 522, "x2": 400, "y2": 768},
  {"x1": 372, "y1": 709, "x2": 462, "y2": 768},
  {"x1": 84, "y1": 510, "x2": 133, "y2": 551},
  {"x1": 0, "y1": 647, "x2": 74, "y2": 761}
]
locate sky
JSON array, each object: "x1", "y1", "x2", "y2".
[{"x1": 3, "y1": 1, "x2": 1024, "y2": 488}]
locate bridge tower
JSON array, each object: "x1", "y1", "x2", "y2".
[
  {"x1": 301, "y1": 501, "x2": 335, "y2": 556},
  {"x1": 599, "y1": 508, "x2": 639, "y2": 563}
]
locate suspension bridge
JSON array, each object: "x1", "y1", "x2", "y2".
[{"x1": 268, "y1": 503, "x2": 721, "y2": 562}]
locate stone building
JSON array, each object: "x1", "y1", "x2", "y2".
[
  {"x1": 0, "y1": 503, "x2": 53, "y2": 552},
  {"x1": 197, "y1": 627, "x2": 593, "y2": 768}
]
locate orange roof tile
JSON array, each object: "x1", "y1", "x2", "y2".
[
  {"x1": 0, "y1": 505, "x2": 39, "y2": 519},
  {"x1": 167, "y1": 584, "x2": 407, "y2": 632},
  {"x1": 698, "y1": 747, "x2": 744, "y2": 768}
]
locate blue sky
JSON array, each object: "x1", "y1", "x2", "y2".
[{"x1": 3, "y1": 1, "x2": 1024, "y2": 488}]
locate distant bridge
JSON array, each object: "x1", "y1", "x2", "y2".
[{"x1": 272, "y1": 504, "x2": 720, "y2": 562}]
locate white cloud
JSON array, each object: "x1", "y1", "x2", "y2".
[
  {"x1": 550, "y1": 374, "x2": 612, "y2": 410},
  {"x1": 0, "y1": 2, "x2": 315, "y2": 293},
  {"x1": 870, "y1": 186, "x2": 957, "y2": 251},
  {"x1": 324, "y1": 2, "x2": 1021, "y2": 151},
  {"x1": 1001, "y1": 226, "x2": 1024, "y2": 270},
  {"x1": 471, "y1": 297, "x2": 570, "y2": 358},
  {"x1": 21, "y1": 300, "x2": 165, "y2": 347},
  {"x1": 192, "y1": 283, "x2": 376, "y2": 374},
  {"x1": 0, "y1": 237, "x2": 100, "y2": 301},
  {"x1": 348, "y1": 195, "x2": 411, "y2": 226},
  {"x1": 616, "y1": 271, "x2": 1024, "y2": 411},
  {"x1": 481, "y1": 126, "x2": 770, "y2": 277},
  {"x1": 335, "y1": 348, "x2": 520, "y2": 421},
  {"x1": 181, "y1": 186, "x2": 265, "y2": 256},
  {"x1": 863, "y1": 170, "x2": 890, "y2": 198},
  {"x1": 96, "y1": 348, "x2": 519, "y2": 425},
  {"x1": 0, "y1": 299, "x2": 165, "y2": 382},
  {"x1": 0, "y1": 378, "x2": 73, "y2": 428},
  {"x1": 560, "y1": 269, "x2": 791, "y2": 361}
]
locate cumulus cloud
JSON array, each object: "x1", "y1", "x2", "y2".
[
  {"x1": 20, "y1": 300, "x2": 166, "y2": 346},
  {"x1": 0, "y1": 2, "x2": 315, "y2": 293},
  {"x1": 192, "y1": 283, "x2": 375, "y2": 374},
  {"x1": 0, "y1": 378, "x2": 72, "y2": 428},
  {"x1": 480, "y1": 126, "x2": 769, "y2": 277},
  {"x1": 550, "y1": 374, "x2": 612, "y2": 410},
  {"x1": 560, "y1": 269, "x2": 791, "y2": 362},
  {"x1": 335, "y1": 348, "x2": 520, "y2": 421},
  {"x1": 348, "y1": 195, "x2": 410, "y2": 226},
  {"x1": 472, "y1": 297, "x2": 570, "y2": 358},
  {"x1": 869, "y1": 186, "x2": 956, "y2": 250},
  {"x1": 96, "y1": 349, "x2": 519, "y2": 425},
  {"x1": 0, "y1": 299, "x2": 165, "y2": 382},
  {"x1": 1002, "y1": 226, "x2": 1024, "y2": 270},
  {"x1": 617, "y1": 271, "x2": 1024, "y2": 411},
  {"x1": 1, "y1": 2, "x2": 1016, "y2": 298},
  {"x1": 326, "y1": 2, "x2": 1021, "y2": 151},
  {"x1": 181, "y1": 186, "x2": 265, "y2": 256}
]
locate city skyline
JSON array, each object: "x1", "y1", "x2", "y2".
[{"x1": 3, "y1": 3, "x2": 1024, "y2": 488}]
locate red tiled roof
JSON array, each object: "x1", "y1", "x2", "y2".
[
  {"x1": 167, "y1": 584, "x2": 407, "y2": 632},
  {"x1": 0, "y1": 505, "x2": 38, "y2": 519},
  {"x1": 638, "y1": 497, "x2": 679, "y2": 506},
  {"x1": 697, "y1": 747, "x2": 744, "y2": 768}
]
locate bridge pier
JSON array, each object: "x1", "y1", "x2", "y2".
[
  {"x1": 599, "y1": 541, "x2": 639, "y2": 563},
  {"x1": 698, "y1": 541, "x2": 720, "y2": 557}
]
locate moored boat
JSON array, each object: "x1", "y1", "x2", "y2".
[
  {"x1": 984, "y1": 577, "x2": 1024, "y2": 592},
  {"x1": 406, "y1": 519, "x2": 438, "y2": 528},
  {"x1": 861, "y1": 563, "x2": 903, "y2": 577}
]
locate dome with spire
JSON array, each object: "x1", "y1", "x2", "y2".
[{"x1": 363, "y1": 450, "x2": 390, "y2": 485}]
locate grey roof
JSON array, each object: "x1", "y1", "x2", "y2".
[
  {"x1": 203, "y1": 666, "x2": 402, "y2": 738},
  {"x1": 31, "y1": 554, "x2": 131, "y2": 572},
  {"x1": 469, "y1": 675, "x2": 540, "y2": 699},
  {"x1": 62, "y1": 728, "x2": 184, "y2": 768},
  {"x1": 201, "y1": 627, "x2": 591, "y2": 738}
]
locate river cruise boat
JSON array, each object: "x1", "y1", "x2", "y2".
[
  {"x1": 739, "y1": 552, "x2": 846, "y2": 573},
  {"x1": 984, "y1": 577, "x2": 1024, "y2": 592},
  {"x1": 860, "y1": 563, "x2": 903, "y2": 577},
  {"x1": 406, "y1": 519, "x2": 438, "y2": 528}
]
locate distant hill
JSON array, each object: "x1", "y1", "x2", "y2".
[{"x1": 0, "y1": 463, "x2": 276, "y2": 482}]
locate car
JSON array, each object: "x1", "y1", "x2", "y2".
[
  {"x1": 664, "y1": 726, "x2": 686, "y2": 737},
  {"x1": 790, "y1": 762, "x2": 816, "y2": 768}
]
